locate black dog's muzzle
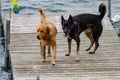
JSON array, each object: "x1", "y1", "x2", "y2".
[{"x1": 64, "y1": 32, "x2": 67, "y2": 37}]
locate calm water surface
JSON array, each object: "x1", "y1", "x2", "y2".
[{"x1": 1, "y1": 0, "x2": 120, "y2": 18}]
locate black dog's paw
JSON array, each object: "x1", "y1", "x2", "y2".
[
  {"x1": 65, "y1": 54, "x2": 70, "y2": 56},
  {"x1": 89, "y1": 52, "x2": 95, "y2": 54},
  {"x1": 86, "y1": 48, "x2": 90, "y2": 51}
]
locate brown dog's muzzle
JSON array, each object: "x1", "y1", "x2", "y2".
[{"x1": 36, "y1": 35, "x2": 40, "y2": 40}]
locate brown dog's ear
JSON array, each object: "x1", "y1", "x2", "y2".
[
  {"x1": 61, "y1": 15, "x2": 65, "y2": 24},
  {"x1": 46, "y1": 27, "x2": 52, "y2": 37},
  {"x1": 47, "y1": 27, "x2": 50, "y2": 34},
  {"x1": 68, "y1": 15, "x2": 73, "y2": 24}
]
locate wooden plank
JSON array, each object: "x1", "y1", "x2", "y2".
[
  {"x1": 9, "y1": 14, "x2": 120, "y2": 80},
  {"x1": 10, "y1": 12, "x2": 113, "y2": 34},
  {"x1": 10, "y1": 31, "x2": 120, "y2": 80}
]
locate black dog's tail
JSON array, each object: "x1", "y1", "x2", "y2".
[{"x1": 99, "y1": 3, "x2": 106, "y2": 19}]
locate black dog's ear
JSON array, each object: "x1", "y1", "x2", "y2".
[
  {"x1": 68, "y1": 15, "x2": 73, "y2": 23},
  {"x1": 61, "y1": 15, "x2": 65, "y2": 24}
]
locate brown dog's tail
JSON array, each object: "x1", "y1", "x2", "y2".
[
  {"x1": 99, "y1": 3, "x2": 106, "y2": 19},
  {"x1": 38, "y1": 8, "x2": 46, "y2": 20}
]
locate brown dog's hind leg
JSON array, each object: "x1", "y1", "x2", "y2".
[
  {"x1": 65, "y1": 38, "x2": 72, "y2": 56},
  {"x1": 84, "y1": 28, "x2": 94, "y2": 51}
]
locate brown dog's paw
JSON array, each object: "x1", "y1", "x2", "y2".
[
  {"x1": 41, "y1": 59, "x2": 46, "y2": 62},
  {"x1": 65, "y1": 54, "x2": 70, "y2": 56},
  {"x1": 51, "y1": 63, "x2": 55, "y2": 66},
  {"x1": 89, "y1": 52, "x2": 95, "y2": 54},
  {"x1": 76, "y1": 57, "x2": 80, "y2": 62},
  {"x1": 51, "y1": 61, "x2": 55, "y2": 66},
  {"x1": 76, "y1": 60, "x2": 80, "y2": 62}
]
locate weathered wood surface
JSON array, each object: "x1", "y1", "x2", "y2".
[
  {"x1": 10, "y1": 12, "x2": 112, "y2": 33},
  {"x1": 9, "y1": 14, "x2": 120, "y2": 80}
]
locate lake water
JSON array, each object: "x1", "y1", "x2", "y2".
[{"x1": 1, "y1": 0, "x2": 120, "y2": 18}]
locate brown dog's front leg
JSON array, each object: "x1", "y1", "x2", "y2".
[
  {"x1": 51, "y1": 45, "x2": 56, "y2": 66},
  {"x1": 41, "y1": 45, "x2": 46, "y2": 62},
  {"x1": 65, "y1": 38, "x2": 72, "y2": 56},
  {"x1": 40, "y1": 41, "x2": 42, "y2": 56}
]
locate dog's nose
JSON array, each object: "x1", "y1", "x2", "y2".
[{"x1": 36, "y1": 35, "x2": 40, "y2": 40}]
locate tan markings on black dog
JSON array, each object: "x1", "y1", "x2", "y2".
[
  {"x1": 84, "y1": 27, "x2": 94, "y2": 51},
  {"x1": 37, "y1": 8, "x2": 57, "y2": 66}
]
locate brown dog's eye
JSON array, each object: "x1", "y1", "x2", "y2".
[{"x1": 40, "y1": 30, "x2": 43, "y2": 33}]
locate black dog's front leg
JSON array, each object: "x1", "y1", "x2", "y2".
[
  {"x1": 65, "y1": 38, "x2": 72, "y2": 56},
  {"x1": 75, "y1": 37, "x2": 80, "y2": 62}
]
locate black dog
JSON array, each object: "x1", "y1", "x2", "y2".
[{"x1": 61, "y1": 3, "x2": 106, "y2": 61}]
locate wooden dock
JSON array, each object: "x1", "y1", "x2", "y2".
[{"x1": 9, "y1": 13, "x2": 120, "y2": 80}]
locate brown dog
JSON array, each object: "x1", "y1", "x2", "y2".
[{"x1": 36, "y1": 8, "x2": 57, "y2": 66}]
